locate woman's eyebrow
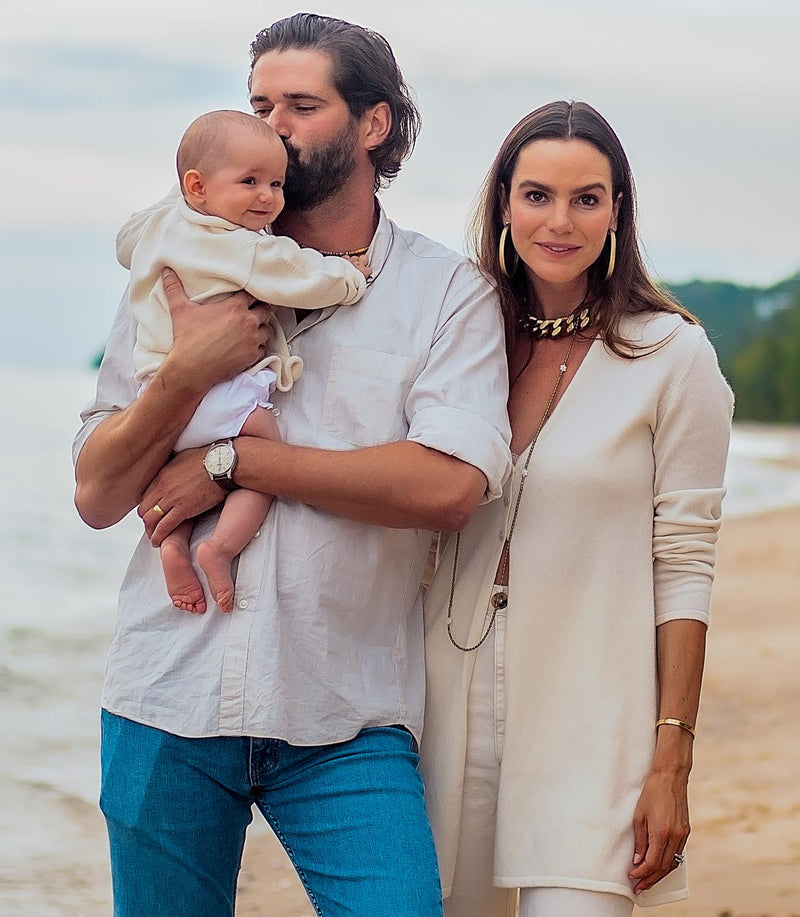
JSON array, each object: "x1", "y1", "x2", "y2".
[{"x1": 517, "y1": 180, "x2": 608, "y2": 195}]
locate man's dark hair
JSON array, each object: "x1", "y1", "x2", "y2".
[{"x1": 250, "y1": 13, "x2": 421, "y2": 191}]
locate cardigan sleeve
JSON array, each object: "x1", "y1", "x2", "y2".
[
  {"x1": 244, "y1": 235, "x2": 366, "y2": 310},
  {"x1": 651, "y1": 328, "x2": 734, "y2": 626}
]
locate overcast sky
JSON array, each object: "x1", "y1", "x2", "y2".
[{"x1": 2, "y1": 0, "x2": 798, "y2": 369}]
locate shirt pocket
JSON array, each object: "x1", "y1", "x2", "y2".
[{"x1": 323, "y1": 344, "x2": 420, "y2": 447}]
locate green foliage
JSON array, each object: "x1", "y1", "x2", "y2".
[{"x1": 668, "y1": 272, "x2": 800, "y2": 422}]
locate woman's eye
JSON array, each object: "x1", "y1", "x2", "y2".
[
  {"x1": 578, "y1": 194, "x2": 598, "y2": 206},
  {"x1": 528, "y1": 190, "x2": 546, "y2": 203}
]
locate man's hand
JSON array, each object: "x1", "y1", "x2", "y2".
[
  {"x1": 139, "y1": 447, "x2": 225, "y2": 545},
  {"x1": 162, "y1": 268, "x2": 273, "y2": 390}
]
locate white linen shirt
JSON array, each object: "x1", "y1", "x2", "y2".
[{"x1": 73, "y1": 206, "x2": 512, "y2": 745}]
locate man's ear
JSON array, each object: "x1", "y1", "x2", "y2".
[
  {"x1": 362, "y1": 102, "x2": 392, "y2": 151},
  {"x1": 182, "y1": 169, "x2": 206, "y2": 203}
]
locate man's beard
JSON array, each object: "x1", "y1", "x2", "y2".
[{"x1": 282, "y1": 119, "x2": 360, "y2": 212}]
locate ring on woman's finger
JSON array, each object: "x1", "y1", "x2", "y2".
[
  {"x1": 152, "y1": 503, "x2": 165, "y2": 518},
  {"x1": 673, "y1": 852, "x2": 685, "y2": 865}
]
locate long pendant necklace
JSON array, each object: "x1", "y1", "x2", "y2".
[{"x1": 447, "y1": 332, "x2": 578, "y2": 652}]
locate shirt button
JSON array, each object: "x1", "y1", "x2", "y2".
[
  {"x1": 498, "y1": 532, "x2": 505, "y2": 542},
  {"x1": 287, "y1": 344, "x2": 292, "y2": 353},
  {"x1": 503, "y1": 497, "x2": 509, "y2": 507},
  {"x1": 253, "y1": 530, "x2": 261, "y2": 539},
  {"x1": 238, "y1": 599, "x2": 249, "y2": 610}
]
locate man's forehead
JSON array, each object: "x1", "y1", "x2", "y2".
[{"x1": 250, "y1": 48, "x2": 337, "y2": 100}]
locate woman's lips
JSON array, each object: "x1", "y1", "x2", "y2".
[{"x1": 536, "y1": 242, "x2": 580, "y2": 255}]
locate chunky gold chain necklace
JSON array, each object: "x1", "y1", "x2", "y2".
[
  {"x1": 518, "y1": 305, "x2": 592, "y2": 339},
  {"x1": 447, "y1": 332, "x2": 578, "y2": 652}
]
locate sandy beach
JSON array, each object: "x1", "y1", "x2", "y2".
[
  {"x1": 2, "y1": 504, "x2": 798, "y2": 915},
  {"x1": 236, "y1": 505, "x2": 800, "y2": 917}
]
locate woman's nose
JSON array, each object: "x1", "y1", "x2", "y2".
[{"x1": 547, "y1": 204, "x2": 573, "y2": 233}]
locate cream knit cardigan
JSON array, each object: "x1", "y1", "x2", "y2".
[
  {"x1": 421, "y1": 312, "x2": 734, "y2": 907},
  {"x1": 116, "y1": 189, "x2": 365, "y2": 386}
]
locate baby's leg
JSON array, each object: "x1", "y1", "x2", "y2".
[
  {"x1": 197, "y1": 407, "x2": 279, "y2": 613},
  {"x1": 160, "y1": 519, "x2": 207, "y2": 614}
]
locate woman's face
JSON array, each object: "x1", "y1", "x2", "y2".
[{"x1": 503, "y1": 138, "x2": 620, "y2": 297}]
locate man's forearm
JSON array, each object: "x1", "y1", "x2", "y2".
[
  {"x1": 75, "y1": 360, "x2": 207, "y2": 528},
  {"x1": 234, "y1": 436, "x2": 487, "y2": 531}
]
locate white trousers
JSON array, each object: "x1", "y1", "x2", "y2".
[{"x1": 444, "y1": 599, "x2": 634, "y2": 917}]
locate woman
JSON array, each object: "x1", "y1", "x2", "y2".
[{"x1": 421, "y1": 101, "x2": 733, "y2": 917}]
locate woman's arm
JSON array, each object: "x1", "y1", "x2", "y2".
[
  {"x1": 629, "y1": 325, "x2": 734, "y2": 894},
  {"x1": 74, "y1": 270, "x2": 271, "y2": 528},
  {"x1": 628, "y1": 618, "x2": 706, "y2": 894}
]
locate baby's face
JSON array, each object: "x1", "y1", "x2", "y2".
[{"x1": 201, "y1": 132, "x2": 287, "y2": 231}]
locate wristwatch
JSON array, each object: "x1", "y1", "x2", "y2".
[{"x1": 203, "y1": 439, "x2": 239, "y2": 493}]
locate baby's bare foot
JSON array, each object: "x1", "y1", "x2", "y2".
[
  {"x1": 161, "y1": 539, "x2": 206, "y2": 614},
  {"x1": 196, "y1": 540, "x2": 235, "y2": 613}
]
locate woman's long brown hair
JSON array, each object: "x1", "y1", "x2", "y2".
[{"x1": 470, "y1": 100, "x2": 697, "y2": 358}]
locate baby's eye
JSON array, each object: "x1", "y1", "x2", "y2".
[
  {"x1": 271, "y1": 180, "x2": 284, "y2": 188},
  {"x1": 242, "y1": 177, "x2": 256, "y2": 185}
]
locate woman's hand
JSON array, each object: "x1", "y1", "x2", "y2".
[
  {"x1": 139, "y1": 447, "x2": 225, "y2": 546},
  {"x1": 162, "y1": 268, "x2": 273, "y2": 391},
  {"x1": 628, "y1": 768, "x2": 690, "y2": 895}
]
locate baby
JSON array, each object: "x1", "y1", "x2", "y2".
[{"x1": 117, "y1": 110, "x2": 370, "y2": 614}]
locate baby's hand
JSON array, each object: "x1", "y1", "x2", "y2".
[{"x1": 344, "y1": 253, "x2": 373, "y2": 281}]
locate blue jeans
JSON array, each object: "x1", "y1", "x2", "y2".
[{"x1": 100, "y1": 711, "x2": 442, "y2": 917}]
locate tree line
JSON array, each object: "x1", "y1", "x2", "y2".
[{"x1": 669, "y1": 272, "x2": 800, "y2": 423}]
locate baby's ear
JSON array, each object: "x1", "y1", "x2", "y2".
[{"x1": 182, "y1": 169, "x2": 206, "y2": 201}]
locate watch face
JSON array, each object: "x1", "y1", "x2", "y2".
[{"x1": 204, "y1": 443, "x2": 234, "y2": 476}]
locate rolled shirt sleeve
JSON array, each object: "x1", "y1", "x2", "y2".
[
  {"x1": 406, "y1": 262, "x2": 512, "y2": 500},
  {"x1": 652, "y1": 331, "x2": 735, "y2": 625},
  {"x1": 72, "y1": 287, "x2": 138, "y2": 467}
]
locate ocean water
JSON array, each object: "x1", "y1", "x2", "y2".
[{"x1": 2, "y1": 368, "x2": 799, "y2": 908}]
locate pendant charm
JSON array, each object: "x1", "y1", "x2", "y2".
[{"x1": 491, "y1": 590, "x2": 508, "y2": 610}]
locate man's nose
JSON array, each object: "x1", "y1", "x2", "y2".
[{"x1": 266, "y1": 110, "x2": 290, "y2": 139}]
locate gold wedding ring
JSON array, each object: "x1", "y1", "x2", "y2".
[{"x1": 152, "y1": 503, "x2": 165, "y2": 518}]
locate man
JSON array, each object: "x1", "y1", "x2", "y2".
[{"x1": 74, "y1": 13, "x2": 510, "y2": 917}]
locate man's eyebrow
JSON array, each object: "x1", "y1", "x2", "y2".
[{"x1": 249, "y1": 91, "x2": 328, "y2": 104}]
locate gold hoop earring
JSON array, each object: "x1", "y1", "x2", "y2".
[
  {"x1": 499, "y1": 223, "x2": 518, "y2": 278},
  {"x1": 605, "y1": 229, "x2": 616, "y2": 281}
]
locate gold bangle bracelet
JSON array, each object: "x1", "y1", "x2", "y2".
[{"x1": 656, "y1": 717, "x2": 696, "y2": 738}]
